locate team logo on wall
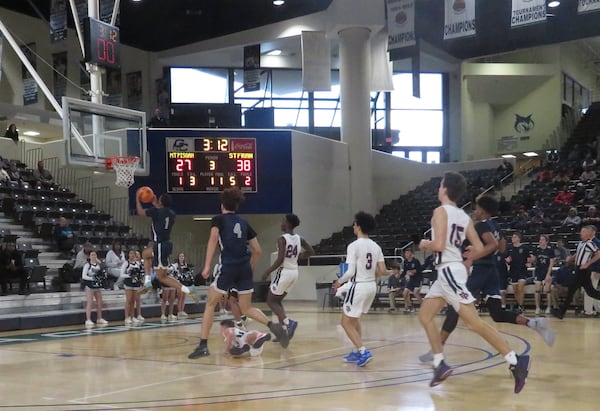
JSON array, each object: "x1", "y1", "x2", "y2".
[
  {"x1": 514, "y1": 114, "x2": 535, "y2": 133},
  {"x1": 167, "y1": 138, "x2": 193, "y2": 151}
]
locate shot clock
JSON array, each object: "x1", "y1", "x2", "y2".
[
  {"x1": 166, "y1": 137, "x2": 257, "y2": 193},
  {"x1": 83, "y1": 17, "x2": 120, "y2": 68}
]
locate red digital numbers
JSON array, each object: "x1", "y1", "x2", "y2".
[
  {"x1": 96, "y1": 38, "x2": 115, "y2": 64},
  {"x1": 175, "y1": 159, "x2": 193, "y2": 171},
  {"x1": 236, "y1": 159, "x2": 252, "y2": 172}
]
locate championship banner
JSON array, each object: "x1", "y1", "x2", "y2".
[
  {"x1": 387, "y1": 0, "x2": 416, "y2": 51},
  {"x1": 301, "y1": 31, "x2": 331, "y2": 92},
  {"x1": 126, "y1": 71, "x2": 142, "y2": 110},
  {"x1": 243, "y1": 44, "x2": 261, "y2": 93},
  {"x1": 52, "y1": 52, "x2": 67, "y2": 102},
  {"x1": 578, "y1": 0, "x2": 600, "y2": 13},
  {"x1": 21, "y1": 43, "x2": 38, "y2": 105},
  {"x1": 0, "y1": 35, "x2": 3, "y2": 82},
  {"x1": 444, "y1": 0, "x2": 476, "y2": 40},
  {"x1": 511, "y1": 0, "x2": 546, "y2": 28},
  {"x1": 50, "y1": 0, "x2": 67, "y2": 42},
  {"x1": 100, "y1": 0, "x2": 115, "y2": 23}
]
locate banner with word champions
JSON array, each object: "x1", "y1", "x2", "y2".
[
  {"x1": 511, "y1": 0, "x2": 546, "y2": 27},
  {"x1": 444, "y1": 0, "x2": 476, "y2": 40},
  {"x1": 387, "y1": 0, "x2": 416, "y2": 51}
]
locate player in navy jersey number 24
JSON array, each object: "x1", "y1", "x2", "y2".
[
  {"x1": 188, "y1": 187, "x2": 288, "y2": 359},
  {"x1": 418, "y1": 171, "x2": 530, "y2": 393}
]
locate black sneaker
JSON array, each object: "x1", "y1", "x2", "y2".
[
  {"x1": 510, "y1": 355, "x2": 531, "y2": 394},
  {"x1": 188, "y1": 344, "x2": 210, "y2": 359},
  {"x1": 252, "y1": 333, "x2": 271, "y2": 349},
  {"x1": 268, "y1": 322, "x2": 289, "y2": 348},
  {"x1": 229, "y1": 344, "x2": 250, "y2": 356}
]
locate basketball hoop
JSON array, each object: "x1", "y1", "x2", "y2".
[{"x1": 107, "y1": 156, "x2": 140, "y2": 188}]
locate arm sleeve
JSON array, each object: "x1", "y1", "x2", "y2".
[{"x1": 338, "y1": 244, "x2": 357, "y2": 284}]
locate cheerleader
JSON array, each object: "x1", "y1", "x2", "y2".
[
  {"x1": 171, "y1": 252, "x2": 193, "y2": 319},
  {"x1": 121, "y1": 250, "x2": 144, "y2": 325},
  {"x1": 160, "y1": 266, "x2": 178, "y2": 323},
  {"x1": 82, "y1": 251, "x2": 108, "y2": 328}
]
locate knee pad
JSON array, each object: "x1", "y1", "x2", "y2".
[{"x1": 441, "y1": 307, "x2": 459, "y2": 333}]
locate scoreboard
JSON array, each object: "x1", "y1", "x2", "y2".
[{"x1": 166, "y1": 137, "x2": 257, "y2": 192}]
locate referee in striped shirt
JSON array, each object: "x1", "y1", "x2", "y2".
[{"x1": 556, "y1": 225, "x2": 600, "y2": 319}]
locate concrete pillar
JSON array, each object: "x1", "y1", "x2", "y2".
[{"x1": 338, "y1": 26, "x2": 374, "y2": 214}]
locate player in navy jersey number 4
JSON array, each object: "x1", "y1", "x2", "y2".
[
  {"x1": 333, "y1": 211, "x2": 388, "y2": 367},
  {"x1": 418, "y1": 171, "x2": 530, "y2": 393},
  {"x1": 261, "y1": 214, "x2": 314, "y2": 342},
  {"x1": 188, "y1": 187, "x2": 288, "y2": 359}
]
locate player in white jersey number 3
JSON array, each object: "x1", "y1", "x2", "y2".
[
  {"x1": 333, "y1": 211, "x2": 388, "y2": 367},
  {"x1": 418, "y1": 171, "x2": 531, "y2": 393}
]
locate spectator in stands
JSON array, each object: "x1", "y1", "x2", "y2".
[
  {"x1": 3, "y1": 123, "x2": 18, "y2": 143},
  {"x1": 550, "y1": 255, "x2": 579, "y2": 312},
  {"x1": 0, "y1": 241, "x2": 27, "y2": 295},
  {"x1": 554, "y1": 239, "x2": 569, "y2": 265},
  {"x1": 0, "y1": 165, "x2": 9, "y2": 183},
  {"x1": 582, "y1": 153, "x2": 597, "y2": 170},
  {"x1": 105, "y1": 240, "x2": 126, "y2": 290},
  {"x1": 582, "y1": 206, "x2": 600, "y2": 227},
  {"x1": 538, "y1": 167, "x2": 553, "y2": 182},
  {"x1": 7, "y1": 161, "x2": 21, "y2": 184},
  {"x1": 32, "y1": 160, "x2": 55, "y2": 189},
  {"x1": 497, "y1": 159, "x2": 514, "y2": 176},
  {"x1": 54, "y1": 217, "x2": 75, "y2": 258},
  {"x1": 553, "y1": 169, "x2": 570, "y2": 188},
  {"x1": 401, "y1": 247, "x2": 422, "y2": 313},
  {"x1": 553, "y1": 185, "x2": 574, "y2": 205},
  {"x1": 74, "y1": 242, "x2": 94, "y2": 284},
  {"x1": 528, "y1": 209, "x2": 551, "y2": 229},
  {"x1": 147, "y1": 108, "x2": 167, "y2": 128},
  {"x1": 386, "y1": 264, "x2": 404, "y2": 313},
  {"x1": 567, "y1": 144, "x2": 582, "y2": 164},
  {"x1": 510, "y1": 207, "x2": 529, "y2": 231},
  {"x1": 580, "y1": 166, "x2": 597, "y2": 183},
  {"x1": 573, "y1": 183, "x2": 587, "y2": 205},
  {"x1": 562, "y1": 207, "x2": 582, "y2": 230}
]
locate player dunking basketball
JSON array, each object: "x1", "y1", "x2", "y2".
[
  {"x1": 418, "y1": 171, "x2": 530, "y2": 393},
  {"x1": 261, "y1": 214, "x2": 314, "y2": 340},
  {"x1": 135, "y1": 190, "x2": 198, "y2": 303},
  {"x1": 188, "y1": 187, "x2": 288, "y2": 359}
]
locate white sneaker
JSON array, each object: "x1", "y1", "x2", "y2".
[
  {"x1": 85, "y1": 320, "x2": 95, "y2": 328},
  {"x1": 124, "y1": 317, "x2": 133, "y2": 325},
  {"x1": 178, "y1": 311, "x2": 188, "y2": 318},
  {"x1": 136, "y1": 315, "x2": 145, "y2": 323},
  {"x1": 535, "y1": 308, "x2": 540, "y2": 315},
  {"x1": 168, "y1": 314, "x2": 177, "y2": 322},
  {"x1": 161, "y1": 314, "x2": 167, "y2": 322},
  {"x1": 545, "y1": 307, "x2": 551, "y2": 315},
  {"x1": 97, "y1": 318, "x2": 108, "y2": 326},
  {"x1": 132, "y1": 317, "x2": 141, "y2": 324}
]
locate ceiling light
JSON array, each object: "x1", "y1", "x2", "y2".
[
  {"x1": 266, "y1": 49, "x2": 282, "y2": 56},
  {"x1": 23, "y1": 130, "x2": 40, "y2": 136},
  {"x1": 273, "y1": 0, "x2": 285, "y2": 5},
  {"x1": 501, "y1": 154, "x2": 516, "y2": 159},
  {"x1": 193, "y1": 216, "x2": 212, "y2": 221},
  {"x1": 523, "y1": 152, "x2": 538, "y2": 157},
  {"x1": 548, "y1": 1, "x2": 560, "y2": 7}
]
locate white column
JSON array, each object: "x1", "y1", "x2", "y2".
[{"x1": 338, "y1": 27, "x2": 374, "y2": 214}]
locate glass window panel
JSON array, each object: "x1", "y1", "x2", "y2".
[
  {"x1": 408, "y1": 151, "x2": 423, "y2": 162},
  {"x1": 271, "y1": 99, "x2": 308, "y2": 109},
  {"x1": 274, "y1": 108, "x2": 308, "y2": 127},
  {"x1": 427, "y1": 151, "x2": 440, "y2": 164},
  {"x1": 391, "y1": 73, "x2": 442, "y2": 109},
  {"x1": 392, "y1": 151, "x2": 406, "y2": 158},
  {"x1": 313, "y1": 72, "x2": 340, "y2": 99},
  {"x1": 315, "y1": 109, "x2": 341, "y2": 127},
  {"x1": 233, "y1": 69, "x2": 272, "y2": 98},
  {"x1": 391, "y1": 110, "x2": 443, "y2": 147},
  {"x1": 313, "y1": 100, "x2": 339, "y2": 109},
  {"x1": 170, "y1": 68, "x2": 228, "y2": 103}
]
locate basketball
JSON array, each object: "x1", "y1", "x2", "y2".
[{"x1": 138, "y1": 186, "x2": 155, "y2": 203}]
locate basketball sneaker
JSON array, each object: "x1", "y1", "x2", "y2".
[
  {"x1": 418, "y1": 350, "x2": 434, "y2": 363},
  {"x1": 85, "y1": 320, "x2": 95, "y2": 328},
  {"x1": 252, "y1": 332, "x2": 271, "y2": 349},
  {"x1": 124, "y1": 317, "x2": 133, "y2": 325},
  {"x1": 188, "y1": 344, "x2": 210, "y2": 359},
  {"x1": 357, "y1": 350, "x2": 373, "y2": 367},
  {"x1": 343, "y1": 351, "x2": 361, "y2": 363},
  {"x1": 97, "y1": 318, "x2": 108, "y2": 326},
  {"x1": 287, "y1": 319, "x2": 298, "y2": 339},
  {"x1": 230, "y1": 344, "x2": 250, "y2": 356},
  {"x1": 268, "y1": 322, "x2": 289, "y2": 348},
  {"x1": 545, "y1": 306, "x2": 551, "y2": 315},
  {"x1": 430, "y1": 361, "x2": 452, "y2": 387},
  {"x1": 136, "y1": 315, "x2": 145, "y2": 323},
  {"x1": 530, "y1": 317, "x2": 555, "y2": 347},
  {"x1": 168, "y1": 314, "x2": 177, "y2": 322},
  {"x1": 510, "y1": 355, "x2": 531, "y2": 394}
]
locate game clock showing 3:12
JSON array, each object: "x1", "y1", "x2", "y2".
[{"x1": 166, "y1": 137, "x2": 257, "y2": 193}]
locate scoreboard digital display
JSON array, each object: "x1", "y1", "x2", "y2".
[
  {"x1": 166, "y1": 137, "x2": 257, "y2": 192},
  {"x1": 83, "y1": 17, "x2": 120, "y2": 68}
]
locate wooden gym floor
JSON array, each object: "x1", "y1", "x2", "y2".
[{"x1": 0, "y1": 301, "x2": 597, "y2": 411}]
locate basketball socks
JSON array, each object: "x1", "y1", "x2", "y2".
[
  {"x1": 359, "y1": 346, "x2": 366, "y2": 355},
  {"x1": 282, "y1": 317, "x2": 289, "y2": 330},
  {"x1": 504, "y1": 351, "x2": 518, "y2": 366},
  {"x1": 526, "y1": 318, "x2": 536, "y2": 328},
  {"x1": 199, "y1": 339, "x2": 207, "y2": 347},
  {"x1": 181, "y1": 285, "x2": 190, "y2": 294},
  {"x1": 433, "y1": 353, "x2": 444, "y2": 368}
]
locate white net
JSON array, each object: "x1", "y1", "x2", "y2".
[{"x1": 111, "y1": 156, "x2": 140, "y2": 188}]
